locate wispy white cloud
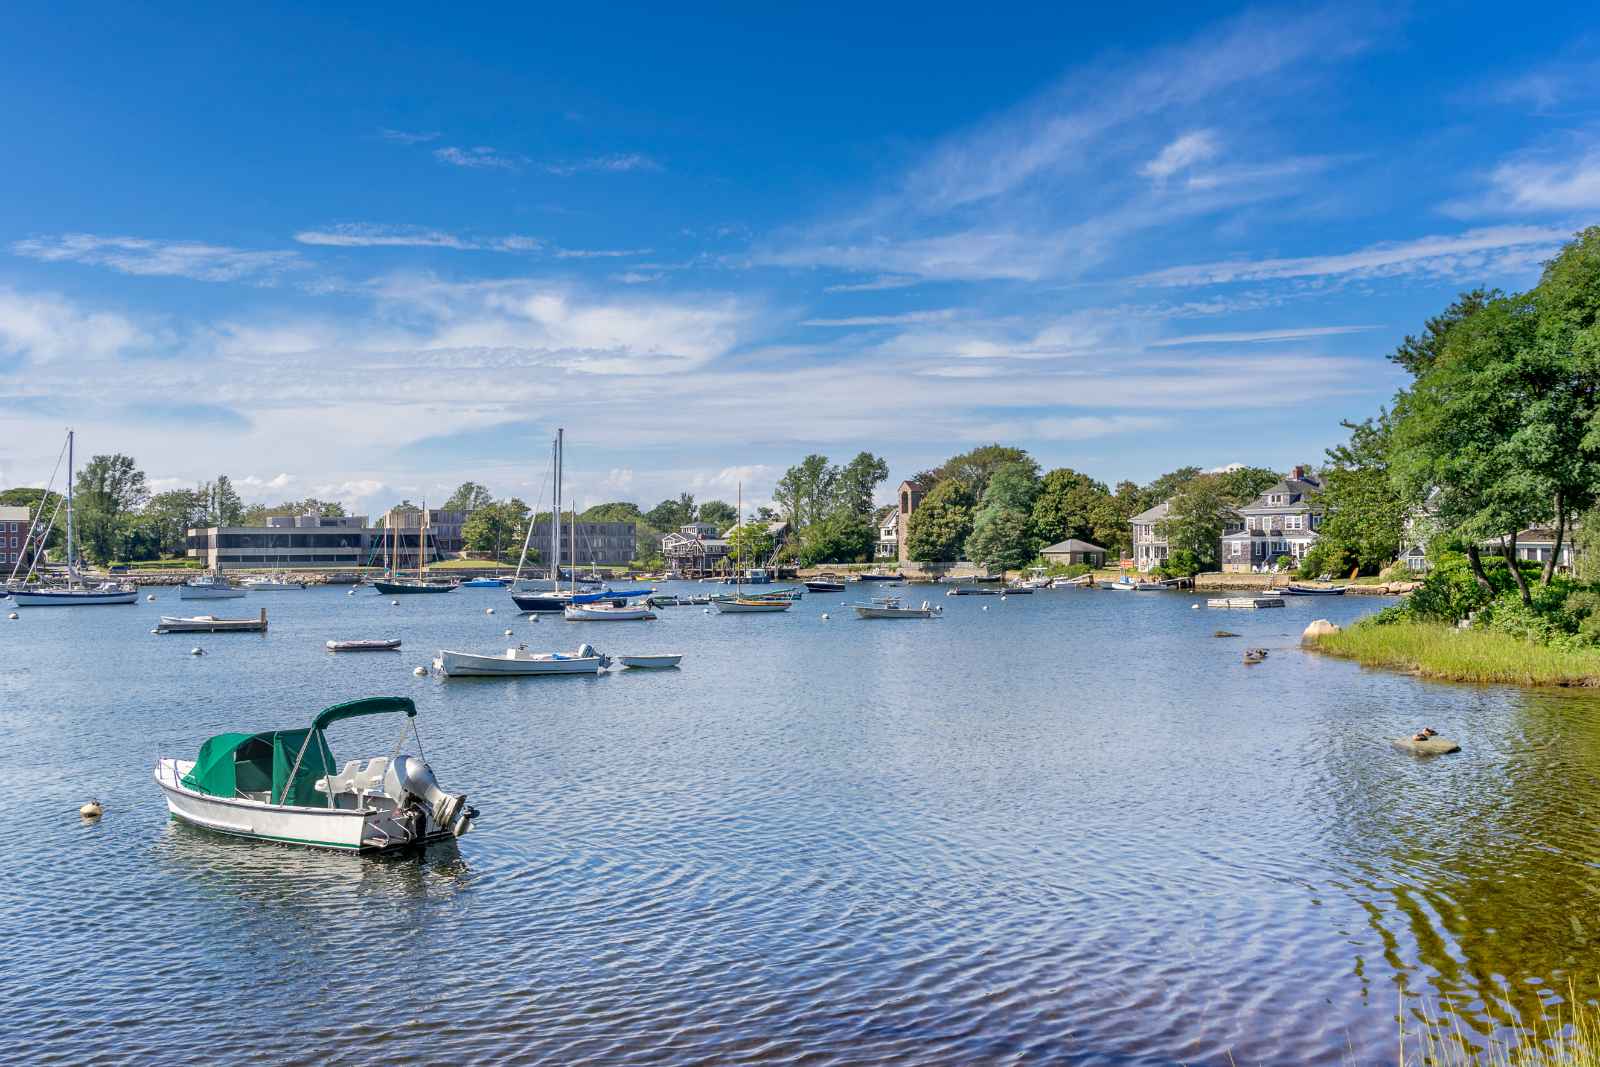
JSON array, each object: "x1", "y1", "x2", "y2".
[
  {"x1": 293, "y1": 224, "x2": 542, "y2": 252},
  {"x1": 1132, "y1": 226, "x2": 1570, "y2": 287},
  {"x1": 1150, "y1": 325, "x2": 1382, "y2": 346},
  {"x1": 1140, "y1": 130, "x2": 1220, "y2": 180},
  {"x1": 822, "y1": 275, "x2": 922, "y2": 292},
  {"x1": 610, "y1": 272, "x2": 663, "y2": 285},
  {"x1": 801, "y1": 310, "x2": 956, "y2": 327},
  {"x1": 1459, "y1": 142, "x2": 1600, "y2": 214},
  {"x1": 542, "y1": 153, "x2": 660, "y2": 176},
  {"x1": 378, "y1": 128, "x2": 440, "y2": 144},
  {"x1": 434, "y1": 145, "x2": 525, "y2": 170},
  {"x1": 552, "y1": 247, "x2": 653, "y2": 259},
  {"x1": 12, "y1": 234, "x2": 306, "y2": 283},
  {"x1": 0, "y1": 287, "x2": 147, "y2": 364}
]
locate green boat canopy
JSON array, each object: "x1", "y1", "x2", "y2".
[{"x1": 180, "y1": 696, "x2": 415, "y2": 807}]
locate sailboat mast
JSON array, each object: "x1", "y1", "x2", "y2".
[
  {"x1": 735, "y1": 482, "x2": 742, "y2": 593},
  {"x1": 553, "y1": 427, "x2": 563, "y2": 587},
  {"x1": 420, "y1": 502, "x2": 428, "y2": 579},
  {"x1": 65, "y1": 428, "x2": 76, "y2": 586}
]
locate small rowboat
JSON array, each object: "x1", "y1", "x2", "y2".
[
  {"x1": 1284, "y1": 584, "x2": 1347, "y2": 596},
  {"x1": 327, "y1": 638, "x2": 403, "y2": 652},
  {"x1": 156, "y1": 609, "x2": 268, "y2": 633},
  {"x1": 618, "y1": 653, "x2": 683, "y2": 669},
  {"x1": 564, "y1": 603, "x2": 656, "y2": 621}
]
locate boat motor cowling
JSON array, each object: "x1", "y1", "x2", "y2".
[
  {"x1": 577, "y1": 643, "x2": 612, "y2": 669},
  {"x1": 385, "y1": 755, "x2": 467, "y2": 832}
]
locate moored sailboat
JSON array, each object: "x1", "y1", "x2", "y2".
[{"x1": 9, "y1": 430, "x2": 138, "y2": 606}]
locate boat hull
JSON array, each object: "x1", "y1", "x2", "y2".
[
  {"x1": 618, "y1": 654, "x2": 683, "y2": 669},
  {"x1": 854, "y1": 606, "x2": 940, "y2": 619},
  {"x1": 154, "y1": 759, "x2": 447, "y2": 852},
  {"x1": 372, "y1": 580, "x2": 457, "y2": 594},
  {"x1": 564, "y1": 606, "x2": 655, "y2": 621},
  {"x1": 435, "y1": 648, "x2": 603, "y2": 676},
  {"x1": 241, "y1": 582, "x2": 303, "y2": 591},
  {"x1": 712, "y1": 599, "x2": 792, "y2": 613},
  {"x1": 10, "y1": 588, "x2": 138, "y2": 606},
  {"x1": 180, "y1": 585, "x2": 247, "y2": 600},
  {"x1": 1284, "y1": 585, "x2": 1347, "y2": 596}
]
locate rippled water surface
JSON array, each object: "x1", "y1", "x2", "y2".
[{"x1": 8, "y1": 582, "x2": 1600, "y2": 1064}]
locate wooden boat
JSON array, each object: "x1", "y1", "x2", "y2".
[
  {"x1": 854, "y1": 596, "x2": 942, "y2": 619},
  {"x1": 372, "y1": 502, "x2": 457, "y2": 594},
  {"x1": 1207, "y1": 597, "x2": 1285, "y2": 609},
  {"x1": 564, "y1": 603, "x2": 656, "y2": 621},
  {"x1": 434, "y1": 643, "x2": 609, "y2": 677},
  {"x1": 180, "y1": 573, "x2": 248, "y2": 600},
  {"x1": 154, "y1": 695, "x2": 476, "y2": 851},
  {"x1": 618, "y1": 653, "x2": 683, "y2": 669},
  {"x1": 713, "y1": 597, "x2": 792, "y2": 613},
  {"x1": 372, "y1": 577, "x2": 458, "y2": 594},
  {"x1": 326, "y1": 638, "x2": 402, "y2": 652},
  {"x1": 157, "y1": 608, "x2": 268, "y2": 633},
  {"x1": 1284, "y1": 584, "x2": 1347, "y2": 596}
]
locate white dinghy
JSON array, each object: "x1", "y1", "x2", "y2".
[
  {"x1": 327, "y1": 638, "x2": 402, "y2": 652},
  {"x1": 564, "y1": 602, "x2": 656, "y2": 621},
  {"x1": 154, "y1": 695, "x2": 476, "y2": 852},
  {"x1": 617, "y1": 653, "x2": 683, "y2": 669},
  {"x1": 434, "y1": 642, "x2": 610, "y2": 677}
]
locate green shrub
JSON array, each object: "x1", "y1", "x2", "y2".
[{"x1": 1403, "y1": 551, "x2": 1503, "y2": 622}]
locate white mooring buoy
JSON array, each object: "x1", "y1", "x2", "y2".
[
  {"x1": 7, "y1": 612, "x2": 17, "y2": 620},
  {"x1": 80, "y1": 799, "x2": 103, "y2": 819},
  {"x1": 391, "y1": 599, "x2": 399, "y2": 606},
  {"x1": 146, "y1": 594, "x2": 156, "y2": 602},
  {"x1": 486, "y1": 607, "x2": 495, "y2": 615},
  {"x1": 503, "y1": 629, "x2": 513, "y2": 636},
  {"x1": 981, "y1": 605, "x2": 989, "y2": 611},
  {"x1": 347, "y1": 589, "x2": 355, "y2": 596},
  {"x1": 821, "y1": 613, "x2": 830, "y2": 620},
  {"x1": 413, "y1": 666, "x2": 428, "y2": 676},
  {"x1": 190, "y1": 647, "x2": 204, "y2": 656}
]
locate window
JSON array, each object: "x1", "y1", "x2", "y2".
[{"x1": 1286, "y1": 515, "x2": 1301, "y2": 530}]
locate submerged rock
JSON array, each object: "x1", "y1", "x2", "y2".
[{"x1": 1392, "y1": 735, "x2": 1461, "y2": 756}]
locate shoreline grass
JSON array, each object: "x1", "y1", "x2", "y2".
[
  {"x1": 1310, "y1": 620, "x2": 1600, "y2": 687},
  {"x1": 1400, "y1": 983, "x2": 1600, "y2": 1065}
]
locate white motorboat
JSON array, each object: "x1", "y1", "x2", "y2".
[
  {"x1": 326, "y1": 638, "x2": 402, "y2": 652},
  {"x1": 854, "y1": 596, "x2": 942, "y2": 619},
  {"x1": 434, "y1": 642, "x2": 610, "y2": 677},
  {"x1": 618, "y1": 653, "x2": 683, "y2": 669},
  {"x1": 153, "y1": 695, "x2": 477, "y2": 852},
  {"x1": 241, "y1": 573, "x2": 305, "y2": 590},
  {"x1": 1050, "y1": 574, "x2": 1092, "y2": 588},
  {"x1": 181, "y1": 573, "x2": 247, "y2": 600},
  {"x1": 564, "y1": 603, "x2": 656, "y2": 621}
]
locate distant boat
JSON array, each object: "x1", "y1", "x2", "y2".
[
  {"x1": 1050, "y1": 574, "x2": 1092, "y2": 588},
  {"x1": 854, "y1": 596, "x2": 942, "y2": 619},
  {"x1": 156, "y1": 608, "x2": 268, "y2": 633},
  {"x1": 154, "y1": 695, "x2": 476, "y2": 851},
  {"x1": 713, "y1": 598, "x2": 793, "y2": 613},
  {"x1": 1002, "y1": 583, "x2": 1035, "y2": 594},
  {"x1": 1284, "y1": 584, "x2": 1347, "y2": 596},
  {"x1": 945, "y1": 587, "x2": 1000, "y2": 596},
  {"x1": 714, "y1": 484, "x2": 792, "y2": 614},
  {"x1": 1208, "y1": 596, "x2": 1285, "y2": 609},
  {"x1": 373, "y1": 503, "x2": 458, "y2": 594},
  {"x1": 618, "y1": 653, "x2": 683, "y2": 669},
  {"x1": 805, "y1": 580, "x2": 846, "y2": 593},
  {"x1": 241, "y1": 573, "x2": 304, "y2": 591},
  {"x1": 8, "y1": 430, "x2": 139, "y2": 606},
  {"x1": 180, "y1": 573, "x2": 248, "y2": 600},
  {"x1": 372, "y1": 577, "x2": 459, "y2": 594},
  {"x1": 564, "y1": 603, "x2": 656, "y2": 621},
  {"x1": 461, "y1": 577, "x2": 507, "y2": 588},
  {"x1": 326, "y1": 638, "x2": 402, "y2": 652},
  {"x1": 856, "y1": 572, "x2": 904, "y2": 582},
  {"x1": 434, "y1": 643, "x2": 610, "y2": 677}
]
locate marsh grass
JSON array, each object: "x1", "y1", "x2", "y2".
[
  {"x1": 1398, "y1": 985, "x2": 1600, "y2": 1066},
  {"x1": 1311, "y1": 621, "x2": 1600, "y2": 687}
]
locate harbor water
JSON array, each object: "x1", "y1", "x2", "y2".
[{"x1": 6, "y1": 582, "x2": 1600, "y2": 1064}]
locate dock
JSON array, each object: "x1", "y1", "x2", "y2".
[
  {"x1": 1206, "y1": 597, "x2": 1285, "y2": 610},
  {"x1": 156, "y1": 608, "x2": 269, "y2": 633}
]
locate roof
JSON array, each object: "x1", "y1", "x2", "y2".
[
  {"x1": 0, "y1": 505, "x2": 30, "y2": 521},
  {"x1": 1129, "y1": 501, "x2": 1169, "y2": 524},
  {"x1": 1041, "y1": 538, "x2": 1106, "y2": 553},
  {"x1": 1238, "y1": 475, "x2": 1322, "y2": 513}
]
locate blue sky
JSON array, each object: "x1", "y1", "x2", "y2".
[{"x1": 3, "y1": 3, "x2": 1598, "y2": 516}]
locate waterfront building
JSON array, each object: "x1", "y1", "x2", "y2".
[
  {"x1": 386, "y1": 507, "x2": 473, "y2": 554},
  {"x1": 1481, "y1": 528, "x2": 1576, "y2": 572},
  {"x1": 1221, "y1": 467, "x2": 1323, "y2": 572},
  {"x1": 187, "y1": 514, "x2": 374, "y2": 569},
  {"x1": 1040, "y1": 538, "x2": 1108, "y2": 568},
  {"x1": 527, "y1": 518, "x2": 637, "y2": 567},
  {"x1": 0, "y1": 504, "x2": 32, "y2": 572},
  {"x1": 896, "y1": 478, "x2": 928, "y2": 566},
  {"x1": 875, "y1": 506, "x2": 898, "y2": 560},
  {"x1": 662, "y1": 522, "x2": 730, "y2": 576},
  {"x1": 1130, "y1": 502, "x2": 1170, "y2": 572}
]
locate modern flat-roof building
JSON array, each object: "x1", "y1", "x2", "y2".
[
  {"x1": 187, "y1": 514, "x2": 376, "y2": 569},
  {"x1": 386, "y1": 507, "x2": 473, "y2": 554},
  {"x1": 527, "y1": 518, "x2": 637, "y2": 567}
]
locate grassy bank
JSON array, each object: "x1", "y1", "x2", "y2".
[
  {"x1": 1310, "y1": 620, "x2": 1600, "y2": 687},
  {"x1": 1401, "y1": 986, "x2": 1600, "y2": 1065}
]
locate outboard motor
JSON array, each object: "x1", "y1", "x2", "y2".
[
  {"x1": 577, "y1": 642, "x2": 612, "y2": 669},
  {"x1": 385, "y1": 754, "x2": 470, "y2": 836}
]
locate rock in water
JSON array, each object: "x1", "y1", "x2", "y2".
[
  {"x1": 1213, "y1": 630, "x2": 1240, "y2": 638},
  {"x1": 1302, "y1": 619, "x2": 1340, "y2": 641},
  {"x1": 1392, "y1": 735, "x2": 1461, "y2": 756}
]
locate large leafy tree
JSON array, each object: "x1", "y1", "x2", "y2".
[
  {"x1": 643, "y1": 494, "x2": 696, "y2": 530},
  {"x1": 1157, "y1": 475, "x2": 1236, "y2": 571},
  {"x1": 1140, "y1": 466, "x2": 1203, "y2": 510},
  {"x1": 831, "y1": 452, "x2": 889, "y2": 521},
  {"x1": 966, "y1": 507, "x2": 1034, "y2": 571},
  {"x1": 695, "y1": 500, "x2": 738, "y2": 528},
  {"x1": 798, "y1": 513, "x2": 873, "y2": 566},
  {"x1": 463, "y1": 499, "x2": 531, "y2": 559},
  {"x1": 204, "y1": 475, "x2": 244, "y2": 526},
  {"x1": 773, "y1": 454, "x2": 839, "y2": 529},
  {"x1": 582, "y1": 501, "x2": 643, "y2": 523},
  {"x1": 143, "y1": 489, "x2": 207, "y2": 557},
  {"x1": 725, "y1": 521, "x2": 775, "y2": 567},
  {"x1": 1389, "y1": 288, "x2": 1500, "y2": 377},
  {"x1": 937, "y1": 444, "x2": 1037, "y2": 501},
  {"x1": 1214, "y1": 466, "x2": 1283, "y2": 506},
  {"x1": 905, "y1": 480, "x2": 974, "y2": 562},
  {"x1": 74, "y1": 453, "x2": 148, "y2": 563},
  {"x1": 1301, "y1": 415, "x2": 1408, "y2": 577},
  {"x1": 444, "y1": 481, "x2": 495, "y2": 511},
  {"x1": 1030, "y1": 468, "x2": 1110, "y2": 547}
]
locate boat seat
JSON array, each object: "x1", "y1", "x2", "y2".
[{"x1": 354, "y1": 757, "x2": 389, "y2": 793}]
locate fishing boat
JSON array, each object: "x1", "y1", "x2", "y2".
[
  {"x1": 854, "y1": 596, "x2": 942, "y2": 619},
  {"x1": 434, "y1": 642, "x2": 609, "y2": 677},
  {"x1": 8, "y1": 431, "x2": 140, "y2": 606},
  {"x1": 1284, "y1": 584, "x2": 1347, "y2": 596},
  {"x1": 618, "y1": 653, "x2": 683, "y2": 669},
  {"x1": 564, "y1": 602, "x2": 656, "y2": 621},
  {"x1": 372, "y1": 505, "x2": 458, "y2": 594},
  {"x1": 711, "y1": 484, "x2": 793, "y2": 615},
  {"x1": 1002, "y1": 583, "x2": 1035, "y2": 595},
  {"x1": 326, "y1": 638, "x2": 402, "y2": 652},
  {"x1": 241, "y1": 573, "x2": 305, "y2": 591},
  {"x1": 153, "y1": 695, "x2": 477, "y2": 851},
  {"x1": 156, "y1": 608, "x2": 268, "y2": 633},
  {"x1": 181, "y1": 573, "x2": 248, "y2": 600}
]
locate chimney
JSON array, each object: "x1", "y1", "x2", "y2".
[{"x1": 1291, "y1": 465, "x2": 1304, "y2": 481}]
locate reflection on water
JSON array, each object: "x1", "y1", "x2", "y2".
[{"x1": 6, "y1": 582, "x2": 1600, "y2": 1064}]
